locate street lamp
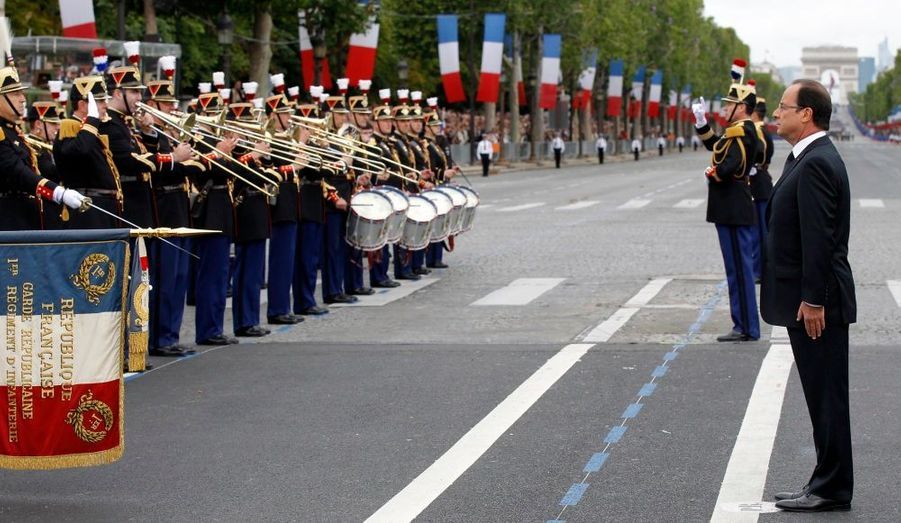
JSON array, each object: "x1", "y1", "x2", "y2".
[{"x1": 217, "y1": 11, "x2": 234, "y2": 83}]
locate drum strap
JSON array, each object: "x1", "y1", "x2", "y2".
[{"x1": 444, "y1": 234, "x2": 455, "y2": 252}]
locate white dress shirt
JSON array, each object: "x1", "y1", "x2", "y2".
[
  {"x1": 477, "y1": 139, "x2": 493, "y2": 156},
  {"x1": 791, "y1": 130, "x2": 828, "y2": 158}
]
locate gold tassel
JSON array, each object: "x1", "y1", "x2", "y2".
[
  {"x1": 127, "y1": 331, "x2": 148, "y2": 372},
  {"x1": 60, "y1": 205, "x2": 70, "y2": 222}
]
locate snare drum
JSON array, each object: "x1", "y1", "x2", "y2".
[
  {"x1": 399, "y1": 195, "x2": 437, "y2": 251},
  {"x1": 455, "y1": 185, "x2": 480, "y2": 233},
  {"x1": 346, "y1": 190, "x2": 394, "y2": 251},
  {"x1": 372, "y1": 186, "x2": 409, "y2": 243},
  {"x1": 435, "y1": 186, "x2": 467, "y2": 236},
  {"x1": 420, "y1": 190, "x2": 454, "y2": 243}
]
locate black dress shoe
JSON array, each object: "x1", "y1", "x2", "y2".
[
  {"x1": 174, "y1": 344, "x2": 197, "y2": 354},
  {"x1": 427, "y1": 262, "x2": 449, "y2": 269},
  {"x1": 298, "y1": 305, "x2": 329, "y2": 315},
  {"x1": 268, "y1": 314, "x2": 304, "y2": 325},
  {"x1": 235, "y1": 325, "x2": 270, "y2": 337},
  {"x1": 774, "y1": 486, "x2": 809, "y2": 501},
  {"x1": 150, "y1": 345, "x2": 188, "y2": 357},
  {"x1": 412, "y1": 267, "x2": 431, "y2": 275},
  {"x1": 395, "y1": 272, "x2": 421, "y2": 281},
  {"x1": 350, "y1": 287, "x2": 375, "y2": 296},
  {"x1": 716, "y1": 330, "x2": 757, "y2": 342},
  {"x1": 775, "y1": 494, "x2": 851, "y2": 512},
  {"x1": 197, "y1": 334, "x2": 239, "y2": 346},
  {"x1": 324, "y1": 294, "x2": 357, "y2": 304},
  {"x1": 372, "y1": 279, "x2": 401, "y2": 288}
]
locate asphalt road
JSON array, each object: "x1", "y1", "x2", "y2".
[{"x1": 1, "y1": 130, "x2": 899, "y2": 522}]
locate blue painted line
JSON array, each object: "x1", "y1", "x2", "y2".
[
  {"x1": 652, "y1": 365, "x2": 668, "y2": 378},
  {"x1": 275, "y1": 325, "x2": 293, "y2": 333},
  {"x1": 622, "y1": 403, "x2": 642, "y2": 419},
  {"x1": 547, "y1": 520, "x2": 566, "y2": 523},
  {"x1": 604, "y1": 425, "x2": 627, "y2": 444},
  {"x1": 559, "y1": 483, "x2": 590, "y2": 506},
  {"x1": 639, "y1": 383, "x2": 657, "y2": 397},
  {"x1": 663, "y1": 351, "x2": 679, "y2": 361},
  {"x1": 583, "y1": 452, "x2": 609, "y2": 473}
]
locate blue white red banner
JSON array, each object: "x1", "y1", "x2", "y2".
[
  {"x1": 476, "y1": 14, "x2": 506, "y2": 103},
  {"x1": 539, "y1": 34, "x2": 561, "y2": 110},
  {"x1": 437, "y1": 14, "x2": 465, "y2": 103},
  {"x1": 606, "y1": 59, "x2": 624, "y2": 117}
]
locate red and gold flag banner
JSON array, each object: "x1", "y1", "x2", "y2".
[{"x1": 1, "y1": 231, "x2": 129, "y2": 469}]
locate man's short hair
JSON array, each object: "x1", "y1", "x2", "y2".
[{"x1": 792, "y1": 79, "x2": 831, "y2": 131}]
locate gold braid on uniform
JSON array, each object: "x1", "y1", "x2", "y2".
[{"x1": 712, "y1": 124, "x2": 747, "y2": 181}]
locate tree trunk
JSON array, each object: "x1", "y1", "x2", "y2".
[
  {"x1": 484, "y1": 102, "x2": 496, "y2": 137},
  {"x1": 509, "y1": 33, "x2": 521, "y2": 160},
  {"x1": 143, "y1": 0, "x2": 159, "y2": 42},
  {"x1": 249, "y1": 2, "x2": 274, "y2": 92},
  {"x1": 529, "y1": 30, "x2": 544, "y2": 162}
]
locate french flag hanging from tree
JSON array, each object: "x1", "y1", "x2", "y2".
[
  {"x1": 475, "y1": 13, "x2": 505, "y2": 103},
  {"x1": 647, "y1": 70, "x2": 663, "y2": 118},
  {"x1": 628, "y1": 66, "x2": 645, "y2": 118},
  {"x1": 539, "y1": 34, "x2": 561, "y2": 110},
  {"x1": 437, "y1": 14, "x2": 465, "y2": 103},
  {"x1": 298, "y1": 13, "x2": 331, "y2": 90},
  {"x1": 574, "y1": 48, "x2": 597, "y2": 110},
  {"x1": 345, "y1": 1, "x2": 379, "y2": 87},
  {"x1": 606, "y1": 59, "x2": 624, "y2": 117},
  {"x1": 59, "y1": 0, "x2": 98, "y2": 38}
]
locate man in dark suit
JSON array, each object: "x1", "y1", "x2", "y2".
[{"x1": 762, "y1": 79, "x2": 856, "y2": 512}]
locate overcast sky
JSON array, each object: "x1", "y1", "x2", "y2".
[{"x1": 703, "y1": 0, "x2": 900, "y2": 67}]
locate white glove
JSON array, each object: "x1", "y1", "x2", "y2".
[
  {"x1": 53, "y1": 187, "x2": 88, "y2": 210},
  {"x1": 87, "y1": 92, "x2": 100, "y2": 119},
  {"x1": 749, "y1": 166, "x2": 757, "y2": 176},
  {"x1": 691, "y1": 96, "x2": 707, "y2": 128}
]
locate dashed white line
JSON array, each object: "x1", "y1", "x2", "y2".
[
  {"x1": 496, "y1": 202, "x2": 546, "y2": 213},
  {"x1": 887, "y1": 280, "x2": 901, "y2": 307},
  {"x1": 471, "y1": 278, "x2": 565, "y2": 306},
  {"x1": 674, "y1": 198, "x2": 705, "y2": 209},
  {"x1": 859, "y1": 199, "x2": 885, "y2": 208},
  {"x1": 556, "y1": 200, "x2": 600, "y2": 211},
  {"x1": 618, "y1": 199, "x2": 651, "y2": 210},
  {"x1": 581, "y1": 278, "x2": 671, "y2": 342}
]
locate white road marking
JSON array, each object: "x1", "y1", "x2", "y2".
[
  {"x1": 556, "y1": 200, "x2": 600, "y2": 211},
  {"x1": 478, "y1": 204, "x2": 494, "y2": 209},
  {"x1": 496, "y1": 202, "x2": 546, "y2": 213},
  {"x1": 859, "y1": 198, "x2": 885, "y2": 208},
  {"x1": 471, "y1": 278, "x2": 566, "y2": 306},
  {"x1": 770, "y1": 325, "x2": 789, "y2": 342},
  {"x1": 888, "y1": 280, "x2": 901, "y2": 307},
  {"x1": 365, "y1": 343, "x2": 596, "y2": 523},
  {"x1": 710, "y1": 343, "x2": 795, "y2": 523},
  {"x1": 674, "y1": 198, "x2": 705, "y2": 209},
  {"x1": 618, "y1": 198, "x2": 651, "y2": 210},
  {"x1": 330, "y1": 276, "x2": 442, "y2": 307},
  {"x1": 581, "y1": 278, "x2": 671, "y2": 342}
]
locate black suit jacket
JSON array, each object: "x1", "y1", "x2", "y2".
[{"x1": 760, "y1": 136, "x2": 856, "y2": 326}]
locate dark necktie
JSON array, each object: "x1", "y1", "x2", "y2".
[{"x1": 783, "y1": 151, "x2": 796, "y2": 174}]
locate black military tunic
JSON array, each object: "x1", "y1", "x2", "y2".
[
  {"x1": 103, "y1": 108, "x2": 157, "y2": 227},
  {"x1": 0, "y1": 117, "x2": 56, "y2": 230},
  {"x1": 232, "y1": 147, "x2": 272, "y2": 243},
  {"x1": 36, "y1": 149, "x2": 65, "y2": 229},
  {"x1": 750, "y1": 122, "x2": 774, "y2": 202},
  {"x1": 54, "y1": 116, "x2": 121, "y2": 229},
  {"x1": 423, "y1": 135, "x2": 449, "y2": 183},
  {"x1": 146, "y1": 132, "x2": 204, "y2": 228},
  {"x1": 269, "y1": 142, "x2": 301, "y2": 225},
  {"x1": 388, "y1": 132, "x2": 420, "y2": 193},
  {"x1": 697, "y1": 119, "x2": 758, "y2": 226},
  {"x1": 192, "y1": 136, "x2": 235, "y2": 238}
]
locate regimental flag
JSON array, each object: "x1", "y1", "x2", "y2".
[
  {"x1": 297, "y1": 13, "x2": 332, "y2": 90},
  {"x1": 667, "y1": 90, "x2": 677, "y2": 120},
  {"x1": 647, "y1": 70, "x2": 663, "y2": 118},
  {"x1": 539, "y1": 34, "x2": 561, "y2": 110},
  {"x1": 0, "y1": 230, "x2": 129, "y2": 470},
  {"x1": 345, "y1": 0, "x2": 380, "y2": 87},
  {"x1": 475, "y1": 13, "x2": 505, "y2": 103},
  {"x1": 124, "y1": 237, "x2": 149, "y2": 372},
  {"x1": 628, "y1": 66, "x2": 645, "y2": 118},
  {"x1": 437, "y1": 14, "x2": 465, "y2": 103},
  {"x1": 59, "y1": 0, "x2": 98, "y2": 39},
  {"x1": 606, "y1": 59, "x2": 624, "y2": 117},
  {"x1": 574, "y1": 48, "x2": 598, "y2": 110}
]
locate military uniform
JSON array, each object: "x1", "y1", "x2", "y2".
[
  {"x1": 423, "y1": 107, "x2": 453, "y2": 269},
  {"x1": 391, "y1": 100, "x2": 427, "y2": 280},
  {"x1": 694, "y1": 60, "x2": 760, "y2": 341},
  {"x1": 23, "y1": 101, "x2": 64, "y2": 229},
  {"x1": 368, "y1": 94, "x2": 402, "y2": 288},
  {"x1": 749, "y1": 98, "x2": 774, "y2": 280},
  {"x1": 343, "y1": 88, "x2": 377, "y2": 297}
]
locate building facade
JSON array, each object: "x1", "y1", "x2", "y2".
[{"x1": 800, "y1": 46, "x2": 858, "y2": 105}]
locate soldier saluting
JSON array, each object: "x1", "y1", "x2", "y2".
[{"x1": 692, "y1": 59, "x2": 760, "y2": 342}]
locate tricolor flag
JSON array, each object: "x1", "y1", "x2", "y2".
[
  {"x1": 575, "y1": 48, "x2": 598, "y2": 110},
  {"x1": 647, "y1": 70, "x2": 663, "y2": 118},
  {"x1": 59, "y1": 0, "x2": 98, "y2": 39},
  {"x1": 0, "y1": 230, "x2": 129, "y2": 470},
  {"x1": 345, "y1": 1, "x2": 380, "y2": 87},
  {"x1": 628, "y1": 66, "x2": 645, "y2": 118},
  {"x1": 667, "y1": 90, "x2": 677, "y2": 120},
  {"x1": 606, "y1": 59, "x2": 624, "y2": 117},
  {"x1": 515, "y1": 53, "x2": 527, "y2": 107},
  {"x1": 437, "y1": 14, "x2": 465, "y2": 103},
  {"x1": 475, "y1": 13, "x2": 505, "y2": 103},
  {"x1": 538, "y1": 34, "x2": 561, "y2": 110}
]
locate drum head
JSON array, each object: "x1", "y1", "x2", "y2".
[
  {"x1": 456, "y1": 185, "x2": 480, "y2": 208},
  {"x1": 374, "y1": 187, "x2": 409, "y2": 212},
  {"x1": 436, "y1": 186, "x2": 467, "y2": 208},
  {"x1": 421, "y1": 190, "x2": 453, "y2": 216},
  {"x1": 406, "y1": 195, "x2": 438, "y2": 223},
  {"x1": 351, "y1": 190, "x2": 394, "y2": 220}
]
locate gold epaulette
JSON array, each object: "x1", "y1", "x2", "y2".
[
  {"x1": 58, "y1": 119, "x2": 82, "y2": 140},
  {"x1": 724, "y1": 124, "x2": 745, "y2": 139}
]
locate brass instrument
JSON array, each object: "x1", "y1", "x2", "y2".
[{"x1": 24, "y1": 135, "x2": 54, "y2": 152}]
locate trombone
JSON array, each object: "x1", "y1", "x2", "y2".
[{"x1": 24, "y1": 135, "x2": 54, "y2": 152}]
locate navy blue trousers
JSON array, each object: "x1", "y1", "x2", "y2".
[
  {"x1": 233, "y1": 240, "x2": 265, "y2": 331},
  {"x1": 751, "y1": 199, "x2": 769, "y2": 280},
  {"x1": 267, "y1": 221, "x2": 297, "y2": 318},
  {"x1": 322, "y1": 212, "x2": 346, "y2": 298},
  {"x1": 293, "y1": 221, "x2": 323, "y2": 312},
  {"x1": 411, "y1": 248, "x2": 425, "y2": 271},
  {"x1": 715, "y1": 224, "x2": 760, "y2": 339},
  {"x1": 194, "y1": 235, "x2": 230, "y2": 342},
  {"x1": 393, "y1": 245, "x2": 413, "y2": 278},
  {"x1": 426, "y1": 242, "x2": 444, "y2": 266},
  {"x1": 369, "y1": 245, "x2": 391, "y2": 284},
  {"x1": 149, "y1": 237, "x2": 190, "y2": 349},
  {"x1": 345, "y1": 246, "x2": 365, "y2": 292}
]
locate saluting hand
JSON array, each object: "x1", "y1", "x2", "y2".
[
  {"x1": 797, "y1": 302, "x2": 826, "y2": 340},
  {"x1": 87, "y1": 93, "x2": 100, "y2": 119},
  {"x1": 691, "y1": 97, "x2": 707, "y2": 127}
]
